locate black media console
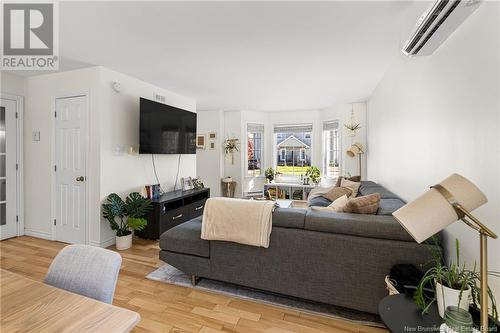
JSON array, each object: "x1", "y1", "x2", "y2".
[{"x1": 137, "y1": 187, "x2": 210, "y2": 239}]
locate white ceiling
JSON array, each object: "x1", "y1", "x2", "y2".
[{"x1": 18, "y1": 1, "x2": 431, "y2": 111}]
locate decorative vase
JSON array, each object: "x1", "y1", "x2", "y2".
[
  {"x1": 436, "y1": 282, "x2": 471, "y2": 318},
  {"x1": 442, "y1": 306, "x2": 474, "y2": 333},
  {"x1": 115, "y1": 233, "x2": 132, "y2": 250}
]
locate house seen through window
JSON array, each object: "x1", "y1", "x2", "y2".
[{"x1": 274, "y1": 124, "x2": 312, "y2": 176}]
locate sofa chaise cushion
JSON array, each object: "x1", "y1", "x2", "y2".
[
  {"x1": 304, "y1": 210, "x2": 415, "y2": 242},
  {"x1": 160, "y1": 217, "x2": 210, "y2": 258}
]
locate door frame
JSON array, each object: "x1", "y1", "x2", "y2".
[
  {"x1": 51, "y1": 92, "x2": 90, "y2": 244},
  {"x1": 0, "y1": 93, "x2": 24, "y2": 238}
]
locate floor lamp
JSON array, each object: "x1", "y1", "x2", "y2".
[
  {"x1": 346, "y1": 143, "x2": 364, "y2": 178},
  {"x1": 393, "y1": 173, "x2": 497, "y2": 332}
]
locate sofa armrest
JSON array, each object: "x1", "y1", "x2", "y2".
[{"x1": 305, "y1": 210, "x2": 415, "y2": 242}]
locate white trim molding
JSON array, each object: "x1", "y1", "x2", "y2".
[
  {"x1": 24, "y1": 229, "x2": 52, "y2": 240},
  {"x1": 89, "y1": 236, "x2": 115, "y2": 248},
  {"x1": 0, "y1": 92, "x2": 25, "y2": 238}
]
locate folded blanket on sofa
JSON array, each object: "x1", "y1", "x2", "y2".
[{"x1": 201, "y1": 198, "x2": 275, "y2": 248}]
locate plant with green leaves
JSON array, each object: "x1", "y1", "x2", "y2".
[
  {"x1": 414, "y1": 238, "x2": 498, "y2": 322},
  {"x1": 224, "y1": 139, "x2": 239, "y2": 155},
  {"x1": 305, "y1": 166, "x2": 321, "y2": 184},
  {"x1": 102, "y1": 192, "x2": 153, "y2": 237},
  {"x1": 265, "y1": 168, "x2": 275, "y2": 182}
]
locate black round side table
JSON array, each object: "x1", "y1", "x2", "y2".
[{"x1": 378, "y1": 294, "x2": 442, "y2": 333}]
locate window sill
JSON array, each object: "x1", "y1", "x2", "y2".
[{"x1": 244, "y1": 175, "x2": 265, "y2": 179}]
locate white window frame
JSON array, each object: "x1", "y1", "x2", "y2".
[
  {"x1": 322, "y1": 120, "x2": 341, "y2": 179},
  {"x1": 245, "y1": 123, "x2": 264, "y2": 178}
]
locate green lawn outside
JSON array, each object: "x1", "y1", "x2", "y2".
[{"x1": 276, "y1": 165, "x2": 309, "y2": 175}]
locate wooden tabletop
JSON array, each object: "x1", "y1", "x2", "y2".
[{"x1": 0, "y1": 269, "x2": 141, "y2": 333}]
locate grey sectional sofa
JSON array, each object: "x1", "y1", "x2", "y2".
[{"x1": 159, "y1": 181, "x2": 440, "y2": 314}]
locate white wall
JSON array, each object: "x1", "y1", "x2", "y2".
[
  {"x1": 321, "y1": 103, "x2": 367, "y2": 180},
  {"x1": 367, "y1": 2, "x2": 499, "y2": 302},
  {"x1": 196, "y1": 111, "x2": 224, "y2": 197},
  {"x1": 1, "y1": 73, "x2": 26, "y2": 96},
  {"x1": 98, "y1": 68, "x2": 197, "y2": 244},
  {"x1": 23, "y1": 67, "x2": 102, "y2": 242},
  {"x1": 17, "y1": 67, "x2": 196, "y2": 246},
  {"x1": 223, "y1": 111, "x2": 243, "y2": 196}
]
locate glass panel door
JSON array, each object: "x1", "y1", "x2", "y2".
[
  {"x1": 0, "y1": 98, "x2": 18, "y2": 240},
  {"x1": 0, "y1": 106, "x2": 6, "y2": 226}
]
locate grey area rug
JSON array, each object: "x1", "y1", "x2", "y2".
[{"x1": 146, "y1": 264, "x2": 383, "y2": 327}]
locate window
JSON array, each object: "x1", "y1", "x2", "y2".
[
  {"x1": 299, "y1": 149, "x2": 306, "y2": 161},
  {"x1": 274, "y1": 124, "x2": 312, "y2": 177},
  {"x1": 323, "y1": 121, "x2": 340, "y2": 178},
  {"x1": 279, "y1": 149, "x2": 286, "y2": 161},
  {"x1": 246, "y1": 123, "x2": 264, "y2": 176}
]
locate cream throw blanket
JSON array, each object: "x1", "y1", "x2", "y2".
[{"x1": 201, "y1": 198, "x2": 275, "y2": 248}]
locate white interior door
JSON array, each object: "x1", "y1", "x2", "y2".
[
  {"x1": 55, "y1": 95, "x2": 88, "y2": 244},
  {"x1": 0, "y1": 98, "x2": 19, "y2": 240}
]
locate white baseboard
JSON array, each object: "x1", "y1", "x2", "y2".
[
  {"x1": 89, "y1": 237, "x2": 115, "y2": 248},
  {"x1": 24, "y1": 229, "x2": 52, "y2": 240}
]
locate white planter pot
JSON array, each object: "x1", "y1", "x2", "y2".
[
  {"x1": 435, "y1": 282, "x2": 471, "y2": 318},
  {"x1": 115, "y1": 233, "x2": 132, "y2": 250}
]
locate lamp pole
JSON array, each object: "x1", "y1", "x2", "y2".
[{"x1": 480, "y1": 233, "x2": 488, "y2": 332}]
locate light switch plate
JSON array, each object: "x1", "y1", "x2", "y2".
[{"x1": 32, "y1": 131, "x2": 40, "y2": 141}]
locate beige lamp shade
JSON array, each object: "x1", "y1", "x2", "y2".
[
  {"x1": 392, "y1": 173, "x2": 487, "y2": 243},
  {"x1": 346, "y1": 143, "x2": 363, "y2": 157}
]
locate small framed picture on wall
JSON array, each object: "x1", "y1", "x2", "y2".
[
  {"x1": 196, "y1": 134, "x2": 206, "y2": 149},
  {"x1": 209, "y1": 141, "x2": 216, "y2": 150},
  {"x1": 208, "y1": 132, "x2": 217, "y2": 140}
]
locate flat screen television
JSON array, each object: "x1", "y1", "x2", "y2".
[{"x1": 139, "y1": 97, "x2": 197, "y2": 154}]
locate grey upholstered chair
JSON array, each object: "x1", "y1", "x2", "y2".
[{"x1": 44, "y1": 244, "x2": 122, "y2": 304}]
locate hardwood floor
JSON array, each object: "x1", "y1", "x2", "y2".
[{"x1": 0, "y1": 236, "x2": 388, "y2": 333}]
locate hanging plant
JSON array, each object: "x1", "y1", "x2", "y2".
[
  {"x1": 344, "y1": 123, "x2": 362, "y2": 131},
  {"x1": 224, "y1": 139, "x2": 239, "y2": 164},
  {"x1": 345, "y1": 105, "x2": 362, "y2": 136}
]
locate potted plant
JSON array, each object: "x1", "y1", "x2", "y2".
[
  {"x1": 102, "y1": 192, "x2": 153, "y2": 250},
  {"x1": 224, "y1": 139, "x2": 239, "y2": 165},
  {"x1": 305, "y1": 166, "x2": 321, "y2": 184},
  {"x1": 265, "y1": 168, "x2": 275, "y2": 183},
  {"x1": 414, "y1": 239, "x2": 498, "y2": 321}
]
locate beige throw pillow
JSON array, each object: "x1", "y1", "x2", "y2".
[
  {"x1": 335, "y1": 175, "x2": 361, "y2": 187},
  {"x1": 322, "y1": 186, "x2": 353, "y2": 202},
  {"x1": 311, "y1": 195, "x2": 349, "y2": 213},
  {"x1": 340, "y1": 178, "x2": 361, "y2": 197},
  {"x1": 343, "y1": 193, "x2": 381, "y2": 215}
]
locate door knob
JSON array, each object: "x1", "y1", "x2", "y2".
[{"x1": 76, "y1": 176, "x2": 85, "y2": 182}]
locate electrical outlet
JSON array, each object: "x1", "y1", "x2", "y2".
[{"x1": 32, "y1": 131, "x2": 40, "y2": 141}]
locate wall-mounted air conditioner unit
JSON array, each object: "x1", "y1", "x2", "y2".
[{"x1": 402, "y1": 0, "x2": 482, "y2": 56}]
